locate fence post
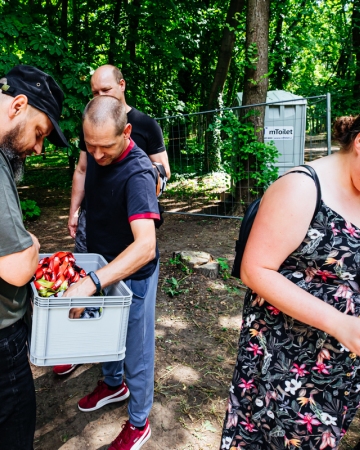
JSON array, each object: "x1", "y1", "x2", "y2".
[{"x1": 326, "y1": 93, "x2": 331, "y2": 155}]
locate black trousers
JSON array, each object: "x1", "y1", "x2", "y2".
[{"x1": 0, "y1": 321, "x2": 36, "y2": 450}]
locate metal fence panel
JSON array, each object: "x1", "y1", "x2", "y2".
[{"x1": 157, "y1": 94, "x2": 331, "y2": 219}]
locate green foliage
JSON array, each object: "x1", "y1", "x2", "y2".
[
  {"x1": 25, "y1": 149, "x2": 69, "y2": 170},
  {"x1": 21, "y1": 169, "x2": 72, "y2": 190},
  {"x1": 21, "y1": 150, "x2": 72, "y2": 189},
  {"x1": 163, "y1": 254, "x2": 192, "y2": 297},
  {"x1": 225, "y1": 284, "x2": 242, "y2": 295},
  {"x1": 245, "y1": 42, "x2": 258, "y2": 71},
  {"x1": 1, "y1": 0, "x2": 360, "y2": 186},
  {"x1": 0, "y1": 1, "x2": 357, "y2": 115},
  {"x1": 163, "y1": 172, "x2": 230, "y2": 204},
  {"x1": 208, "y1": 109, "x2": 279, "y2": 195},
  {"x1": 268, "y1": 0, "x2": 359, "y2": 116},
  {"x1": 217, "y1": 257, "x2": 230, "y2": 280},
  {"x1": 0, "y1": 10, "x2": 90, "y2": 164},
  {"x1": 67, "y1": 139, "x2": 81, "y2": 163},
  {"x1": 167, "y1": 254, "x2": 193, "y2": 275},
  {"x1": 163, "y1": 277, "x2": 189, "y2": 297},
  {"x1": 0, "y1": 0, "x2": 233, "y2": 122},
  {"x1": 20, "y1": 199, "x2": 41, "y2": 221}
]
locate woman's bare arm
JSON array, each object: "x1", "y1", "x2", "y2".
[{"x1": 241, "y1": 171, "x2": 360, "y2": 355}]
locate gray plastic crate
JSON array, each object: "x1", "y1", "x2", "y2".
[{"x1": 29, "y1": 253, "x2": 132, "y2": 366}]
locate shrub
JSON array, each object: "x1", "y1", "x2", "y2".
[{"x1": 20, "y1": 199, "x2": 41, "y2": 221}]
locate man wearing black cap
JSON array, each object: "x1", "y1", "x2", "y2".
[{"x1": 0, "y1": 64, "x2": 68, "y2": 449}]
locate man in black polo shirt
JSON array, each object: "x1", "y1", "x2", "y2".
[
  {"x1": 55, "y1": 65, "x2": 170, "y2": 377},
  {"x1": 63, "y1": 95, "x2": 159, "y2": 450}
]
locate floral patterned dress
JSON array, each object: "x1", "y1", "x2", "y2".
[{"x1": 221, "y1": 200, "x2": 360, "y2": 450}]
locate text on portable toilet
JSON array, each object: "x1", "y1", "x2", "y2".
[{"x1": 264, "y1": 126, "x2": 294, "y2": 140}]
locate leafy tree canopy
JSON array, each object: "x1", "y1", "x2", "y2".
[{"x1": 1, "y1": 0, "x2": 360, "y2": 147}]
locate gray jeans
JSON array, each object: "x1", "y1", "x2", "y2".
[
  {"x1": 102, "y1": 261, "x2": 159, "y2": 427},
  {"x1": 74, "y1": 209, "x2": 87, "y2": 253}
]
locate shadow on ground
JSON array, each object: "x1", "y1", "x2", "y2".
[
  {"x1": 23, "y1": 189, "x2": 244, "y2": 450},
  {"x1": 22, "y1": 187, "x2": 360, "y2": 450}
]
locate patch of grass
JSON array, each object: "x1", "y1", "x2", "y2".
[
  {"x1": 162, "y1": 172, "x2": 230, "y2": 202},
  {"x1": 163, "y1": 276, "x2": 189, "y2": 297},
  {"x1": 225, "y1": 285, "x2": 242, "y2": 295},
  {"x1": 167, "y1": 254, "x2": 193, "y2": 275},
  {"x1": 20, "y1": 149, "x2": 73, "y2": 189},
  {"x1": 26, "y1": 148, "x2": 69, "y2": 169},
  {"x1": 20, "y1": 167, "x2": 72, "y2": 189},
  {"x1": 179, "y1": 397, "x2": 192, "y2": 416},
  {"x1": 217, "y1": 257, "x2": 230, "y2": 280},
  {"x1": 61, "y1": 432, "x2": 69, "y2": 443},
  {"x1": 154, "y1": 380, "x2": 180, "y2": 397}
]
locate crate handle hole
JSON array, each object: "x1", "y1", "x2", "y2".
[{"x1": 68, "y1": 307, "x2": 103, "y2": 320}]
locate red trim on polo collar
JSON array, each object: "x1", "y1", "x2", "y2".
[
  {"x1": 128, "y1": 212, "x2": 160, "y2": 223},
  {"x1": 112, "y1": 138, "x2": 134, "y2": 164}
]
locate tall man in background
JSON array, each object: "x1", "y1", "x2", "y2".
[
  {"x1": 0, "y1": 64, "x2": 68, "y2": 449},
  {"x1": 69, "y1": 64, "x2": 170, "y2": 253}
]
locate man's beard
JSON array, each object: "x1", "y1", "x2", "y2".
[{"x1": 0, "y1": 124, "x2": 25, "y2": 184}]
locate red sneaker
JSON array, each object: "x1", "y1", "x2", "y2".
[
  {"x1": 78, "y1": 380, "x2": 129, "y2": 412},
  {"x1": 53, "y1": 364, "x2": 78, "y2": 375},
  {"x1": 108, "y1": 419, "x2": 151, "y2": 450}
]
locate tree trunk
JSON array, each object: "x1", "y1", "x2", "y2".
[
  {"x1": 125, "y1": 0, "x2": 141, "y2": 64},
  {"x1": 237, "y1": 0, "x2": 270, "y2": 206},
  {"x1": 206, "y1": 0, "x2": 246, "y2": 110},
  {"x1": 270, "y1": 12, "x2": 284, "y2": 89},
  {"x1": 45, "y1": 0, "x2": 56, "y2": 31},
  {"x1": 242, "y1": 0, "x2": 270, "y2": 118},
  {"x1": 270, "y1": 0, "x2": 306, "y2": 90},
  {"x1": 353, "y1": 0, "x2": 360, "y2": 99},
  {"x1": 108, "y1": 0, "x2": 123, "y2": 65},
  {"x1": 84, "y1": 8, "x2": 89, "y2": 56},
  {"x1": 123, "y1": 0, "x2": 141, "y2": 103},
  {"x1": 71, "y1": 0, "x2": 79, "y2": 55},
  {"x1": 335, "y1": 48, "x2": 350, "y2": 80},
  {"x1": 61, "y1": 0, "x2": 68, "y2": 42},
  {"x1": 68, "y1": 155, "x2": 76, "y2": 178}
]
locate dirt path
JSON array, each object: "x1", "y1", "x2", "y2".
[
  {"x1": 23, "y1": 187, "x2": 244, "y2": 450},
  {"x1": 21, "y1": 186, "x2": 360, "y2": 450}
]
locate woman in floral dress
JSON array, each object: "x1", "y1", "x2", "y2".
[{"x1": 221, "y1": 116, "x2": 360, "y2": 450}]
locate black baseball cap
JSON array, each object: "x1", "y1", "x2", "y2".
[{"x1": 0, "y1": 65, "x2": 69, "y2": 147}]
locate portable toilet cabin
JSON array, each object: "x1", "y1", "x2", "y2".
[{"x1": 236, "y1": 90, "x2": 307, "y2": 176}]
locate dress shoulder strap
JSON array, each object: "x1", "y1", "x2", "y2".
[{"x1": 280, "y1": 164, "x2": 322, "y2": 223}]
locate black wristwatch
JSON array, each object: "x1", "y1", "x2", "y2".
[{"x1": 87, "y1": 271, "x2": 101, "y2": 295}]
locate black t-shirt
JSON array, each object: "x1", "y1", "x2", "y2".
[
  {"x1": 85, "y1": 140, "x2": 160, "y2": 280},
  {"x1": 79, "y1": 107, "x2": 166, "y2": 155}
]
